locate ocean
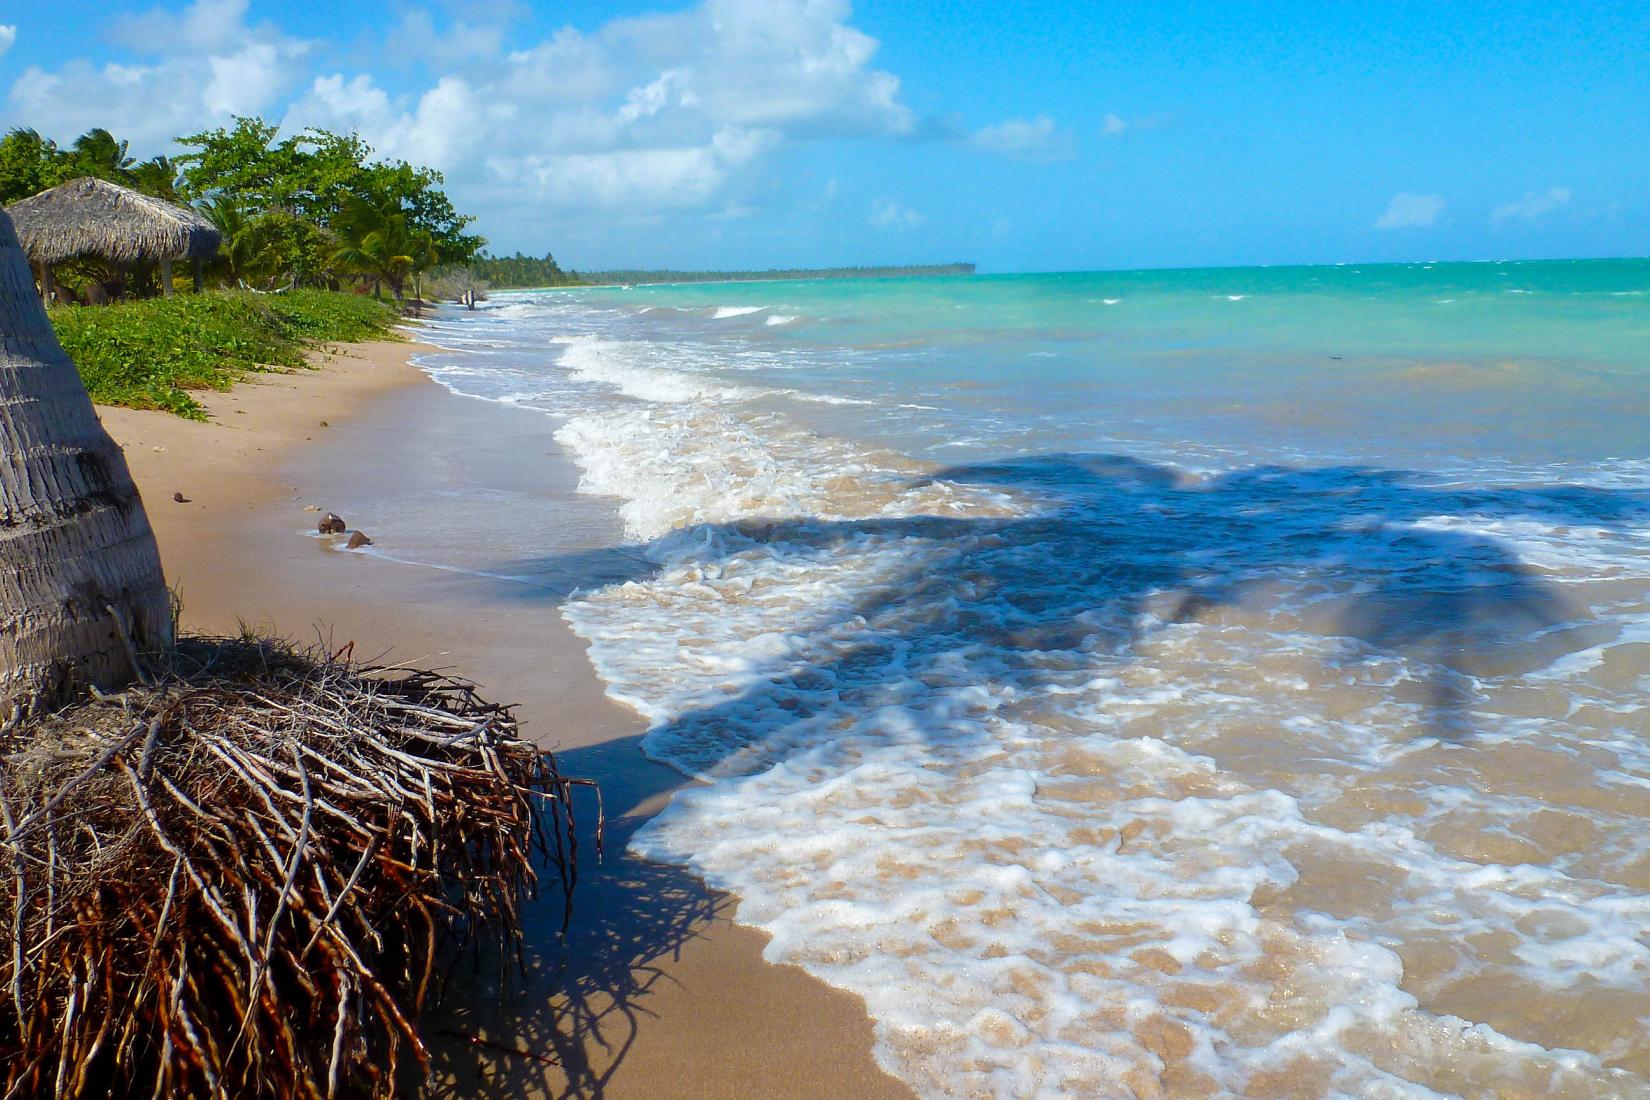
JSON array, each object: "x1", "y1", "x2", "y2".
[{"x1": 413, "y1": 262, "x2": 1650, "y2": 1098}]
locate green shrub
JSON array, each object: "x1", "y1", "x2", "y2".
[{"x1": 50, "y1": 290, "x2": 401, "y2": 419}]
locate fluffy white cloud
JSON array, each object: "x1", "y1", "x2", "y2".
[
  {"x1": 1374, "y1": 192, "x2": 1445, "y2": 230},
  {"x1": 969, "y1": 115, "x2": 1072, "y2": 161},
  {"x1": 112, "y1": 0, "x2": 258, "y2": 53},
  {"x1": 5, "y1": 0, "x2": 308, "y2": 148},
  {"x1": 2, "y1": 0, "x2": 1028, "y2": 237},
  {"x1": 279, "y1": 0, "x2": 914, "y2": 217},
  {"x1": 0, "y1": 26, "x2": 16, "y2": 60},
  {"x1": 869, "y1": 196, "x2": 923, "y2": 230},
  {"x1": 1491, "y1": 186, "x2": 1572, "y2": 225},
  {"x1": 384, "y1": 8, "x2": 514, "y2": 71}
]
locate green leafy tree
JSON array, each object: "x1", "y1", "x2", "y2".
[
  {"x1": 330, "y1": 194, "x2": 417, "y2": 300},
  {"x1": 176, "y1": 117, "x2": 484, "y2": 288},
  {"x1": 0, "y1": 130, "x2": 64, "y2": 203},
  {"x1": 128, "y1": 155, "x2": 181, "y2": 202},
  {"x1": 0, "y1": 127, "x2": 180, "y2": 204},
  {"x1": 199, "y1": 196, "x2": 327, "y2": 290},
  {"x1": 173, "y1": 118, "x2": 292, "y2": 207}
]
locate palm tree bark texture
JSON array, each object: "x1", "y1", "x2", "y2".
[{"x1": 0, "y1": 209, "x2": 171, "y2": 720}]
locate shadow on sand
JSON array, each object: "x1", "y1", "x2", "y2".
[{"x1": 422, "y1": 451, "x2": 1648, "y2": 1096}]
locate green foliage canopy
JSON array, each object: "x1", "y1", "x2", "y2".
[
  {"x1": 465, "y1": 251, "x2": 582, "y2": 289},
  {"x1": 174, "y1": 117, "x2": 483, "y2": 290},
  {"x1": 0, "y1": 127, "x2": 180, "y2": 204}
]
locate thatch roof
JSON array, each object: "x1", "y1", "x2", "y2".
[{"x1": 5, "y1": 177, "x2": 221, "y2": 266}]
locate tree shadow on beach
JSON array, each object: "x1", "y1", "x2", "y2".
[
  {"x1": 421, "y1": 737, "x2": 728, "y2": 1099},
  {"x1": 423, "y1": 450, "x2": 1650, "y2": 1096}
]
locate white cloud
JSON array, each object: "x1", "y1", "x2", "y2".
[
  {"x1": 1099, "y1": 113, "x2": 1166, "y2": 139},
  {"x1": 280, "y1": 0, "x2": 913, "y2": 216},
  {"x1": 5, "y1": 0, "x2": 309, "y2": 149},
  {"x1": 0, "y1": 26, "x2": 16, "y2": 60},
  {"x1": 3, "y1": 0, "x2": 917, "y2": 226},
  {"x1": 112, "y1": 0, "x2": 256, "y2": 53},
  {"x1": 1374, "y1": 192, "x2": 1445, "y2": 230},
  {"x1": 869, "y1": 196, "x2": 923, "y2": 230},
  {"x1": 384, "y1": 8, "x2": 513, "y2": 71},
  {"x1": 1491, "y1": 186, "x2": 1572, "y2": 226},
  {"x1": 969, "y1": 115, "x2": 1072, "y2": 161}
]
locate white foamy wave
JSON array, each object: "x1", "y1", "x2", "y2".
[
  {"x1": 713, "y1": 305, "x2": 767, "y2": 319},
  {"x1": 553, "y1": 334, "x2": 755, "y2": 405},
  {"x1": 773, "y1": 389, "x2": 879, "y2": 407},
  {"x1": 417, "y1": 287, "x2": 1650, "y2": 1099},
  {"x1": 766, "y1": 314, "x2": 800, "y2": 326},
  {"x1": 554, "y1": 403, "x2": 1020, "y2": 541},
  {"x1": 557, "y1": 413, "x2": 1650, "y2": 1098}
]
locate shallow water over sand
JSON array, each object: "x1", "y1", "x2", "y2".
[{"x1": 413, "y1": 264, "x2": 1650, "y2": 1098}]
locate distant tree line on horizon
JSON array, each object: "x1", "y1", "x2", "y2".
[
  {"x1": 0, "y1": 119, "x2": 484, "y2": 301},
  {"x1": 451, "y1": 258, "x2": 979, "y2": 292},
  {"x1": 574, "y1": 262, "x2": 976, "y2": 286},
  {"x1": 458, "y1": 251, "x2": 584, "y2": 289}
]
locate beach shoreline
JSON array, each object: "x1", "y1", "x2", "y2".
[{"x1": 99, "y1": 334, "x2": 915, "y2": 1099}]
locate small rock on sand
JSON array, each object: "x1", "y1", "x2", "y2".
[
  {"x1": 346, "y1": 531, "x2": 372, "y2": 549},
  {"x1": 304, "y1": 504, "x2": 321, "y2": 512},
  {"x1": 318, "y1": 512, "x2": 347, "y2": 534},
  {"x1": 172, "y1": 491, "x2": 189, "y2": 503}
]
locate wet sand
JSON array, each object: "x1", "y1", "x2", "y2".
[{"x1": 99, "y1": 338, "x2": 915, "y2": 1099}]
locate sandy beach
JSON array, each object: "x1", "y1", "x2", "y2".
[{"x1": 100, "y1": 337, "x2": 915, "y2": 1099}]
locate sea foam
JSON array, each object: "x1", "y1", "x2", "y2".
[{"x1": 414, "y1": 284, "x2": 1650, "y2": 1099}]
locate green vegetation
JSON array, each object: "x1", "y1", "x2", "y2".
[
  {"x1": 3, "y1": 118, "x2": 484, "y2": 299},
  {"x1": 577, "y1": 263, "x2": 976, "y2": 285},
  {"x1": 50, "y1": 290, "x2": 400, "y2": 418},
  {"x1": 175, "y1": 118, "x2": 482, "y2": 293},
  {"x1": 0, "y1": 127, "x2": 181, "y2": 204},
  {"x1": 460, "y1": 251, "x2": 583, "y2": 289}
]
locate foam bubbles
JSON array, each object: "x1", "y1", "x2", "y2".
[{"x1": 418, "y1": 291, "x2": 1650, "y2": 1099}]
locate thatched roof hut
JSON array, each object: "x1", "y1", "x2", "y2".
[{"x1": 5, "y1": 177, "x2": 220, "y2": 299}]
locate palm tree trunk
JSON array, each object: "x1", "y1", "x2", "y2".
[{"x1": 0, "y1": 211, "x2": 172, "y2": 720}]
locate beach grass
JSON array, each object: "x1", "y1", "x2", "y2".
[{"x1": 50, "y1": 289, "x2": 402, "y2": 418}]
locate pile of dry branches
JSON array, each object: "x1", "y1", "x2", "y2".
[{"x1": 0, "y1": 635, "x2": 596, "y2": 1099}]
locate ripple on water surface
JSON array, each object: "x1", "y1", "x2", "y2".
[{"x1": 416, "y1": 282, "x2": 1650, "y2": 1099}]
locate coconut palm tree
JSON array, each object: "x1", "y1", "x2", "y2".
[
  {"x1": 67, "y1": 129, "x2": 136, "y2": 180},
  {"x1": 0, "y1": 210, "x2": 171, "y2": 719},
  {"x1": 329, "y1": 194, "x2": 420, "y2": 300},
  {"x1": 200, "y1": 194, "x2": 262, "y2": 285}
]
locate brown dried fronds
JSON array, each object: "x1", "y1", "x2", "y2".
[{"x1": 0, "y1": 634, "x2": 597, "y2": 1100}]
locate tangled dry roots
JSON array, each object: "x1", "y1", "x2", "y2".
[{"x1": 0, "y1": 635, "x2": 596, "y2": 1099}]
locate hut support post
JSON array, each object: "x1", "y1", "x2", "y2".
[
  {"x1": 39, "y1": 265, "x2": 56, "y2": 304},
  {"x1": 192, "y1": 257, "x2": 204, "y2": 293},
  {"x1": 160, "y1": 258, "x2": 175, "y2": 298}
]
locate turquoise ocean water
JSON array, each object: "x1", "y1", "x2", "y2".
[{"x1": 413, "y1": 261, "x2": 1650, "y2": 1098}]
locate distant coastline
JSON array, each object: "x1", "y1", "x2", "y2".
[{"x1": 571, "y1": 263, "x2": 976, "y2": 287}]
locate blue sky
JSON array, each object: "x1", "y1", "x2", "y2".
[{"x1": 2, "y1": 0, "x2": 1647, "y2": 272}]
